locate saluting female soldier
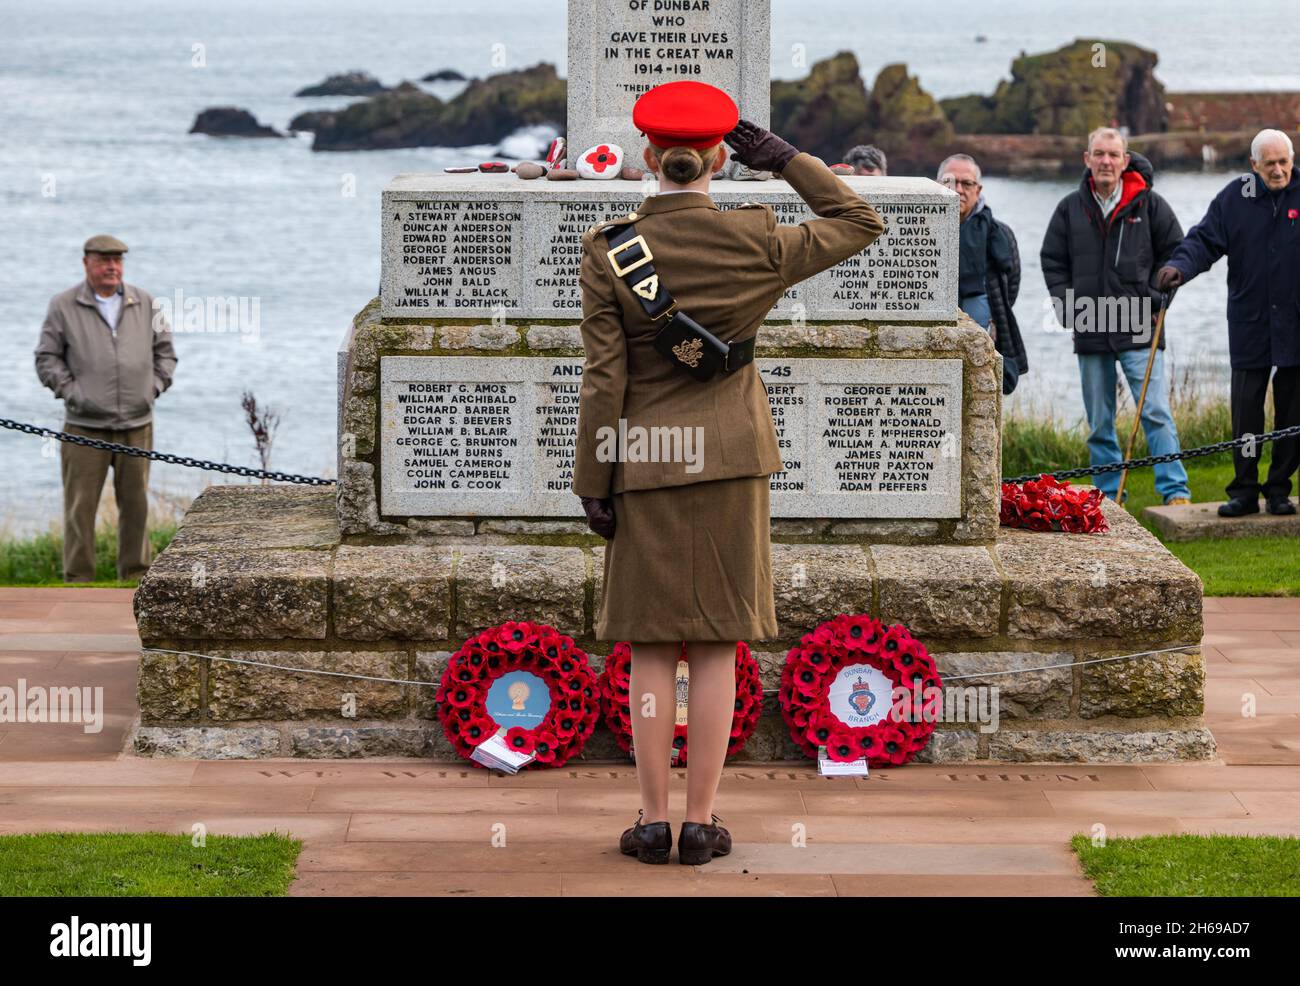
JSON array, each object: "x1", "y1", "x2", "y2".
[{"x1": 572, "y1": 81, "x2": 885, "y2": 865}]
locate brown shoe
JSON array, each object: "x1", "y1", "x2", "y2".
[
  {"x1": 678, "y1": 813, "x2": 732, "y2": 865},
  {"x1": 620, "y1": 809, "x2": 672, "y2": 864}
]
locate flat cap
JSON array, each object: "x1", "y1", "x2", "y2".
[{"x1": 83, "y1": 234, "x2": 128, "y2": 254}]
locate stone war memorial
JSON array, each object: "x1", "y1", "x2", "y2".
[{"x1": 133, "y1": 0, "x2": 1212, "y2": 764}]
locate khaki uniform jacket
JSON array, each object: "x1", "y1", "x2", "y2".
[
  {"x1": 572, "y1": 151, "x2": 885, "y2": 498},
  {"x1": 35, "y1": 280, "x2": 178, "y2": 429}
]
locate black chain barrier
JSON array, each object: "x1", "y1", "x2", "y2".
[
  {"x1": 1001, "y1": 422, "x2": 1300, "y2": 485},
  {"x1": 0, "y1": 417, "x2": 334, "y2": 486},
  {"x1": 4, "y1": 415, "x2": 1299, "y2": 489}
]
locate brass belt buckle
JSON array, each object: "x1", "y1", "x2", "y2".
[{"x1": 606, "y1": 234, "x2": 653, "y2": 277}]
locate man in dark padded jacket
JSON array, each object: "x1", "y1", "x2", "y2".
[{"x1": 1040, "y1": 128, "x2": 1190, "y2": 505}]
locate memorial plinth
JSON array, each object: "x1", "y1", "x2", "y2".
[{"x1": 131, "y1": 483, "x2": 1212, "y2": 763}]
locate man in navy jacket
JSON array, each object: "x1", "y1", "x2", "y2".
[{"x1": 1158, "y1": 129, "x2": 1300, "y2": 517}]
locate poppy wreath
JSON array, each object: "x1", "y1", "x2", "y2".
[
  {"x1": 1000, "y1": 474, "x2": 1109, "y2": 533},
  {"x1": 434, "y1": 620, "x2": 600, "y2": 769},
  {"x1": 598, "y1": 641, "x2": 763, "y2": 766},
  {"x1": 779, "y1": 614, "x2": 942, "y2": 766}
]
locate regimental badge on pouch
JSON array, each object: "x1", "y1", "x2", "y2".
[{"x1": 672, "y1": 337, "x2": 704, "y2": 367}]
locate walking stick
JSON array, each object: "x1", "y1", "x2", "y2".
[{"x1": 1116, "y1": 286, "x2": 1176, "y2": 504}]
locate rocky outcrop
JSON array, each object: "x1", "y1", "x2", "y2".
[
  {"x1": 770, "y1": 51, "x2": 871, "y2": 162},
  {"x1": 310, "y1": 63, "x2": 565, "y2": 151},
  {"x1": 295, "y1": 71, "x2": 388, "y2": 97},
  {"x1": 941, "y1": 39, "x2": 1167, "y2": 135},
  {"x1": 288, "y1": 110, "x2": 336, "y2": 134},
  {"x1": 422, "y1": 68, "x2": 467, "y2": 82},
  {"x1": 769, "y1": 54, "x2": 953, "y2": 171},
  {"x1": 189, "y1": 107, "x2": 283, "y2": 138},
  {"x1": 864, "y1": 63, "x2": 955, "y2": 172}
]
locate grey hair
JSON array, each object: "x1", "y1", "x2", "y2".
[
  {"x1": 1251, "y1": 128, "x2": 1295, "y2": 161},
  {"x1": 1087, "y1": 126, "x2": 1128, "y2": 153},
  {"x1": 845, "y1": 144, "x2": 887, "y2": 174},
  {"x1": 936, "y1": 153, "x2": 980, "y2": 181}
]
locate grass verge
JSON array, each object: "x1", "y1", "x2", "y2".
[
  {"x1": 1071, "y1": 833, "x2": 1300, "y2": 896},
  {"x1": 0, "y1": 832, "x2": 301, "y2": 897}
]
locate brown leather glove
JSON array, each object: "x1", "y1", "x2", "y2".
[
  {"x1": 580, "y1": 496, "x2": 615, "y2": 539},
  {"x1": 1155, "y1": 265, "x2": 1183, "y2": 291},
  {"x1": 724, "y1": 119, "x2": 799, "y2": 174}
]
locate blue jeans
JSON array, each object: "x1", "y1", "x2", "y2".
[
  {"x1": 1078, "y1": 349, "x2": 1190, "y2": 502},
  {"x1": 960, "y1": 293, "x2": 991, "y2": 329}
]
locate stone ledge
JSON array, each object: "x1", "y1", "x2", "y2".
[
  {"x1": 987, "y1": 725, "x2": 1216, "y2": 763},
  {"x1": 130, "y1": 718, "x2": 1217, "y2": 762},
  {"x1": 1143, "y1": 498, "x2": 1300, "y2": 541},
  {"x1": 333, "y1": 545, "x2": 454, "y2": 640},
  {"x1": 872, "y1": 544, "x2": 1001, "y2": 637},
  {"x1": 207, "y1": 650, "x2": 411, "y2": 721},
  {"x1": 134, "y1": 547, "x2": 330, "y2": 641},
  {"x1": 139, "y1": 486, "x2": 1206, "y2": 649}
]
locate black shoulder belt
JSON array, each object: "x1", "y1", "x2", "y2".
[{"x1": 602, "y1": 220, "x2": 755, "y2": 382}]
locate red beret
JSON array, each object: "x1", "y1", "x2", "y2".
[{"x1": 632, "y1": 81, "x2": 739, "y2": 150}]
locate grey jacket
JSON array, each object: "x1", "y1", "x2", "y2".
[{"x1": 35, "y1": 280, "x2": 178, "y2": 429}]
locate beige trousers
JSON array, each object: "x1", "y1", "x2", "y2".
[{"x1": 60, "y1": 421, "x2": 153, "y2": 582}]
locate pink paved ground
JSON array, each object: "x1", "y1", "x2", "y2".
[{"x1": 1, "y1": 587, "x2": 1297, "y2": 896}]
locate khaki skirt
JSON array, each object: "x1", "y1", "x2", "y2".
[{"x1": 595, "y1": 473, "x2": 778, "y2": 643}]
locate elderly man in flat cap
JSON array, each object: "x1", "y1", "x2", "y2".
[{"x1": 34, "y1": 235, "x2": 177, "y2": 582}]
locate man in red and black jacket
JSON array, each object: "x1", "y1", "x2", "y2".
[{"x1": 1040, "y1": 127, "x2": 1190, "y2": 505}]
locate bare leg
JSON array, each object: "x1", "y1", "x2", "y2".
[
  {"x1": 628, "y1": 641, "x2": 680, "y2": 824},
  {"x1": 683, "y1": 640, "x2": 736, "y2": 824}
]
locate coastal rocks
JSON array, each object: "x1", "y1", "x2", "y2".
[
  {"x1": 770, "y1": 50, "x2": 871, "y2": 163},
  {"x1": 189, "y1": 107, "x2": 283, "y2": 138},
  {"x1": 295, "y1": 71, "x2": 388, "y2": 97},
  {"x1": 288, "y1": 110, "x2": 336, "y2": 134},
  {"x1": 863, "y1": 63, "x2": 954, "y2": 172},
  {"x1": 309, "y1": 81, "x2": 443, "y2": 151},
  {"x1": 311, "y1": 63, "x2": 565, "y2": 152},
  {"x1": 767, "y1": 52, "x2": 952, "y2": 172},
  {"x1": 940, "y1": 39, "x2": 1167, "y2": 135},
  {"x1": 422, "y1": 68, "x2": 467, "y2": 82}
]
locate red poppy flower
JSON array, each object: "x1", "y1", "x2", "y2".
[
  {"x1": 583, "y1": 144, "x2": 619, "y2": 173},
  {"x1": 530, "y1": 729, "x2": 559, "y2": 763},
  {"x1": 503, "y1": 727, "x2": 536, "y2": 755},
  {"x1": 446, "y1": 683, "x2": 480, "y2": 709}
]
